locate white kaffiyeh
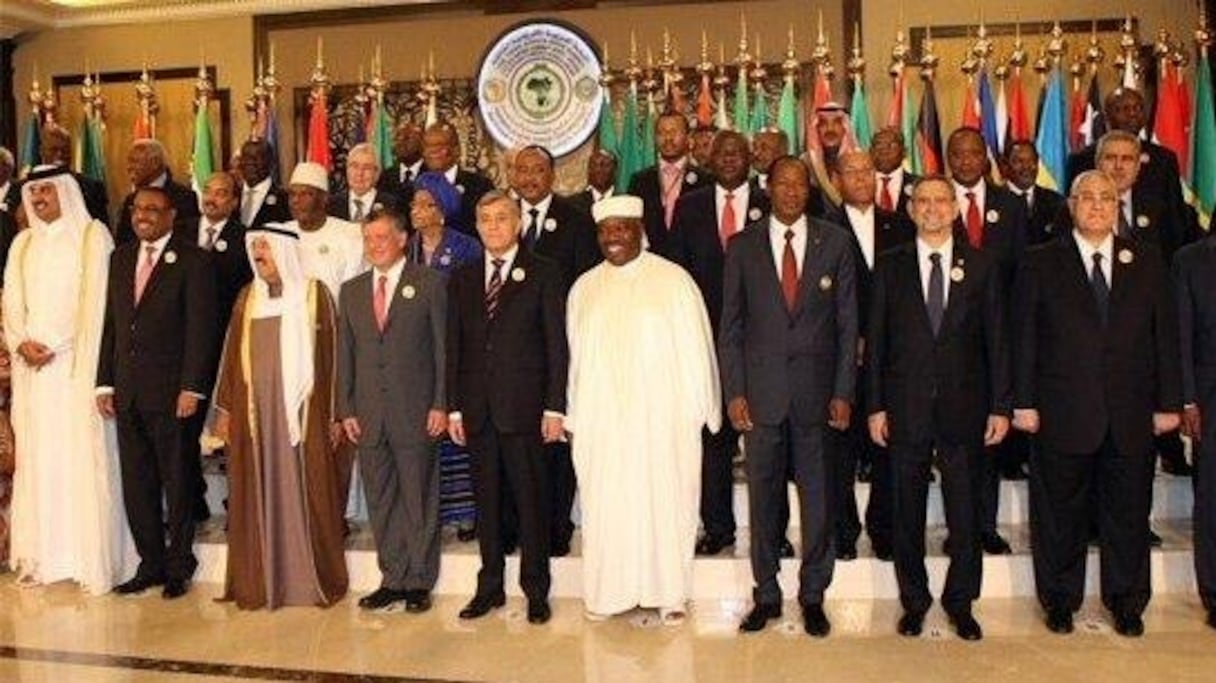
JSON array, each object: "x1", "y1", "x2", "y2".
[{"x1": 566, "y1": 251, "x2": 721, "y2": 616}]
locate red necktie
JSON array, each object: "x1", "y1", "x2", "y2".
[
  {"x1": 879, "y1": 176, "x2": 894, "y2": 212},
  {"x1": 965, "y1": 191, "x2": 983, "y2": 248},
  {"x1": 782, "y1": 229, "x2": 798, "y2": 312},
  {"x1": 661, "y1": 163, "x2": 682, "y2": 229},
  {"x1": 719, "y1": 191, "x2": 737, "y2": 248},
  {"x1": 374, "y1": 274, "x2": 388, "y2": 332}
]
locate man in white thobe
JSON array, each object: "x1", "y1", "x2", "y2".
[
  {"x1": 566, "y1": 195, "x2": 721, "y2": 623},
  {"x1": 285, "y1": 162, "x2": 366, "y2": 305},
  {"x1": 3, "y1": 166, "x2": 136, "y2": 593}
]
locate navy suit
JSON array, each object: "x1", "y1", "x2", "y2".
[{"x1": 720, "y1": 216, "x2": 858, "y2": 607}]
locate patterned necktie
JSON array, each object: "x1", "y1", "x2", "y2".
[
  {"x1": 719, "y1": 191, "x2": 737, "y2": 248},
  {"x1": 135, "y1": 244, "x2": 156, "y2": 304},
  {"x1": 241, "y1": 187, "x2": 256, "y2": 227},
  {"x1": 927, "y1": 252, "x2": 945, "y2": 336},
  {"x1": 374, "y1": 274, "x2": 388, "y2": 332},
  {"x1": 353, "y1": 198, "x2": 366, "y2": 222},
  {"x1": 661, "y1": 163, "x2": 682, "y2": 229},
  {"x1": 879, "y1": 176, "x2": 894, "y2": 212},
  {"x1": 525, "y1": 208, "x2": 540, "y2": 248},
  {"x1": 965, "y1": 190, "x2": 983, "y2": 248},
  {"x1": 1090, "y1": 252, "x2": 1109, "y2": 326},
  {"x1": 781, "y1": 229, "x2": 799, "y2": 312},
  {"x1": 203, "y1": 225, "x2": 217, "y2": 251},
  {"x1": 485, "y1": 258, "x2": 505, "y2": 319}
]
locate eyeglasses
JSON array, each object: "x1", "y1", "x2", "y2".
[{"x1": 1071, "y1": 192, "x2": 1118, "y2": 205}]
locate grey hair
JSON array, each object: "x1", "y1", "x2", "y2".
[
  {"x1": 1095, "y1": 129, "x2": 1141, "y2": 160},
  {"x1": 132, "y1": 138, "x2": 167, "y2": 163},
  {"x1": 1068, "y1": 169, "x2": 1117, "y2": 197}
]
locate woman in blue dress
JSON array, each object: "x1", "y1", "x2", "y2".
[{"x1": 407, "y1": 172, "x2": 482, "y2": 542}]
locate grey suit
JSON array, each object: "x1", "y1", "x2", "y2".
[
  {"x1": 720, "y1": 217, "x2": 858, "y2": 607},
  {"x1": 338, "y1": 261, "x2": 447, "y2": 592}
]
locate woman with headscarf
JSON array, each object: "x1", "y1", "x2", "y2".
[
  {"x1": 211, "y1": 222, "x2": 348, "y2": 609},
  {"x1": 407, "y1": 171, "x2": 482, "y2": 541}
]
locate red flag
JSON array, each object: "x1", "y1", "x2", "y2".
[
  {"x1": 133, "y1": 110, "x2": 153, "y2": 140},
  {"x1": 887, "y1": 72, "x2": 904, "y2": 128},
  {"x1": 695, "y1": 73, "x2": 713, "y2": 127},
  {"x1": 1008, "y1": 71, "x2": 1030, "y2": 141},
  {"x1": 306, "y1": 91, "x2": 331, "y2": 171},
  {"x1": 961, "y1": 78, "x2": 980, "y2": 128},
  {"x1": 916, "y1": 79, "x2": 943, "y2": 174},
  {"x1": 1153, "y1": 61, "x2": 1188, "y2": 175},
  {"x1": 667, "y1": 79, "x2": 687, "y2": 116},
  {"x1": 1069, "y1": 75, "x2": 1088, "y2": 151}
]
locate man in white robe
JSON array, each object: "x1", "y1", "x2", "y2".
[
  {"x1": 566, "y1": 195, "x2": 721, "y2": 622},
  {"x1": 3, "y1": 167, "x2": 136, "y2": 593}
]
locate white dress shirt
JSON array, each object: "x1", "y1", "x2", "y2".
[
  {"x1": 954, "y1": 180, "x2": 987, "y2": 215},
  {"x1": 844, "y1": 204, "x2": 877, "y2": 270},
  {"x1": 242, "y1": 176, "x2": 273, "y2": 226},
  {"x1": 371, "y1": 256, "x2": 406, "y2": 316},
  {"x1": 916, "y1": 235, "x2": 955, "y2": 306},
  {"x1": 768, "y1": 215, "x2": 807, "y2": 279},
  {"x1": 1072, "y1": 230, "x2": 1114, "y2": 284},
  {"x1": 589, "y1": 186, "x2": 614, "y2": 203},
  {"x1": 716, "y1": 183, "x2": 751, "y2": 228},
  {"x1": 198, "y1": 218, "x2": 226, "y2": 250},
  {"x1": 876, "y1": 167, "x2": 906, "y2": 207},
  {"x1": 349, "y1": 189, "x2": 378, "y2": 221},
  {"x1": 399, "y1": 160, "x2": 423, "y2": 185},
  {"x1": 520, "y1": 195, "x2": 553, "y2": 240},
  {"x1": 484, "y1": 244, "x2": 519, "y2": 289}
]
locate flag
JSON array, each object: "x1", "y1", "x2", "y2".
[
  {"x1": 597, "y1": 89, "x2": 619, "y2": 157},
  {"x1": 132, "y1": 108, "x2": 154, "y2": 140},
  {"x1": 777, "y1": 75, "x2": 801, "y2": 154},
  {"x1": 977, "y1": 69, "x2": 1000, "y2": 159},
  {"x1": 365, "y1": 99, "x2": 393, "y2": 171},
  {"x1": 714, "y1": 79, "x2": 730, "y2": 131},
  {"x1": 902, "y1": 76, "x2": 921, "y2": 173},
  {"x1": 1008, "y1": 70, "x2": 1031, "y2": 142},
  {"x1": 695, "y1": 73, "x2": 714, "y2": 129},
  {"x1": 1069, "y1": 74, "x2": 1088, "y2": 152},
  {"x1": 915, "y1": 78, "x2": 943, "y2": 174},
  {"x1": 1189, "y1": 50, "x2": 1216, "y2": 228},
  {"x1": 640, "y1": 93, "x2": 657, "y2": 167},
  {"x1": 306, "y1": 91, "x2": 332, "y2": 171},
  {"x1": 961, "y1": 76, "x2": 981, "y2": 128},
  {"x1": 887, "y1": 70, "x2": 905, "y2": 128},
  {"x1": 19, "y1": 113, "x2": 41, "y2": 177},
  {"x1": 1076, "y1": 73, "x2": 1106, "y2": 153},
  {"x1": 190, "y1": 102, "x2": 216, "y2": 195},
  {"x1": 850, "y1": 79, "x2": 873, "y2": 151},
  {"x1": 615, "y1": 84, "x2": 642, "y2": 191},
  {"x1": 732, "y1": 65, "x2": 750, "y2": 134},
  {"x1": 995, "y1": 77, "x2": 1009, "y2": 152},
  {"x1": 1034, "y1": 66, "x2": 1069, "y2": 191},
  {"x1": 80, "y1": 116, "x2": 106, "y2": 184},
  {"x1": 1152, "y1": 60, "x2": 1188, "y2": 180},
  {"x1": 666, "y1": 78, "x2": 687, "y2": 117},
  {"x1": 750, "y1": 83, "x2": 769, "y2": 134}
]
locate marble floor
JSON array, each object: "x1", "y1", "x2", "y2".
[{"x1": 1, "y1": 575, "x2": 1214, "y2": 683}]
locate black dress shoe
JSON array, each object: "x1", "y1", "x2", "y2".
[
  {"x1": 739, "y1": 603, "x2": 782, "y2": 632},
  {"x1": 695, "y1": 534, "x2": 735, "y2": 556},
  {"x1": 897, "y1": 611, "x2": 925, "y2": 637},
  {"x1": 1045, "y1": 608, "x2": 1074, "y2": 634},
  {"x1": 836, "y1": 541, "x2": 857, "y2": 561},
  {"x1": 162, "y1": 579, "x2": 190, "y2": 600},
  {"x1": 802, "y1": 603, "x2": 831, "y2": 637},
  {"x1": 872, "y1": 541, "x2": 893, "y2": 562},
  {"x1": 981, "y1": 532, "x2": 1013, "y2": 555},
  {"x1": 459, "y1": 592, "x2": 506, "y2": 619},
  {"x1": 527, "y1": 599, "x2": 552, "y2": 624},
  {"x1": 550, "y1": 537, "x2": 572, "y2": 558},
  {"x1": 456, "y1": 527, "x2": 477, "y2": 543},
  {"x1": 1113, "y1": 612, "x2": 1144, "y2": 637},
  {"x1": 779, "y1": 538, "x2": 796, "y2": 559},
  {"x1": 113, "y1": 575, "x2": 164, "y2": 595},
  {"x1": 857, "y1": 462, "x2": 872, "y2": 483},
  {"x1": 358, "y1": 587, "x2": 406, "y2": 610},
  {"x1": 404, "y1": 590, "x2": 433, "y2": 613},
  {"x1": 1149, "y1": 529, "x2": 1163, "y2": 547},
  {"x1": 503, "y1": 537, "x2": 519, "y2": 555},
  {"x1": 950, "y1": 611, "x2": 983, "y2": 641},
  {"x1": 1000, "y1": 466, "x2": 1029, "y2": 481},
  {"x1": 1206, "y1": 610, "x2": 1216, "y2": 631}
]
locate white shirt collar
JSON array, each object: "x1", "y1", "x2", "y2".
[
  {"x1": 844, "y1": 203, "x2": 875, "y2": 222},
  {"x1": 1072, "y1": 230, "x2": 1114, "y2": 267},
  {"x1": 247, "y1": 176, "x2": 272, "y2": 195},
  {"x1": 140, "y1": 232, "x2": 173, "y2": 255},
  {"x1": 373, "y1": 256, "x2": 406, "y2": 283},
  {"x1": 589, "y1": 186, "x2": 614, "y2": 202},
  {"x1": 953, "y1": 179, "x2": 986, "y2": 209},
  {"x1": 916, "y1": 234, "x2": 954, "y2": 265},
  {"x1": 485, "y1": 243, "x2": 520, "y2": 283},
  {"x1": 521, "y1": 194, "x2": 553, "y2": 220},
  {"x1": 443, "y1": 166, "x2": 459, "y2": 185}
]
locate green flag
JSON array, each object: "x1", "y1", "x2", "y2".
[
  {"x1": 369, "y1": 101, "x2": 394, "y2": 172},
  {"x1": 1190, "y1": 52, "x2": 1216, "y2": 229},
  {"x1": 597, "y1": 89, "x2": 618, "y2": 157},
  {"x1": 615, "y1": 85, "x2": 642, "y2": 191},
  {"x1": 750, "y1": 84, "x2": 769, "y2": 134},
  {"x1": 19, "y1": 112, "x2": 40, "y2": 177},
  {"x1": 733, "y1": 68, "x2": 750, "y2": 134},
  {"x1": 190, "y1": 103, "x2": 215, "y2": 194},
  {"x1": 777, "y1": 77, "x2": 801, "y2": 155},
  {"x1": 901, "y1": 77, "x2": 921, "y2": 174},
  {"x1": 80, "y1": 115, "x2": 106, "y2": 184},
  {"x1": 640, "y1": 96, "x2": 657, "y2": 168},
  {"x1": 850, "y1": 80, "x2": 873, "y2": 151}
]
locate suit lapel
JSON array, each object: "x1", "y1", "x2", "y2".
[
  {"x1": 900, "y1": 246, "x2": 936, "y2": 336},
  {"x1": 1108, "y1": 238, "x2": 1134, "y2": 319},
  {"x1": 938, "y1": 244, "x2": 970, "y2": 337},
  {"x1": 494, "y1": 248, "x2": 531, "y2": 314},
  {"x1": 792, "y1": 220, "x2": 825, "y2": 318},
  {"x1": 1060, "y1": 239, "x2": 1103, "y2": 325}
]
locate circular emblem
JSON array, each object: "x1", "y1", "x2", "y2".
[
  {"x1": 439, "y1": 254, "x2": 452, "y2": 266},
  {"x1": 986, "y1": 209, "x2": 1000, "y2": 223},
  {"x1": 163, "y1": 250, "x2": 177, "y2": 264},
  {"x1": 543, "y1": 217, "x2": 557, "y2": 232},
  {"x1": 1136, "y1": 214, "x2": 1150, "y2": 228},
  {"x1": 1140, "y1": 152, "x2": 1150, "y2": 164},
  {"x1": 748, "y1": 207, "x2": 762, "y2": 222},
  {"x1": 1118, "y1": 248, "x2": 1134, "y2": 264},
  {"x1": 455, "y1": 184, "x2": 466, "y2": 195},
  {"x1": 215, "y1": 239, "x2": 228, "y2": 252},
  {"x1": 0, "y1": 201, "x2": 8, "y2": 213},
  {"x1": 904, "y1": 184, "x2": 914, "y2": 196},
  {"x1": 818, "y1": 275, "x2": 832, "y2": 291},
  {"x1": 950, "y1": 266, "x2": 965, "y2": 282},
  {"x1": 685, "y1": 171, "x2": 699, "y2": 185},
  {"x1": 401, "y1": 284, "x2": 416, "y2": 299},
  {"x1": 511, "y1": 267, "x2": 526, "y2": 282},
  {"x1": 477, "y1": 21, "x2": 604, "y2": 158},
  {"x1": 372, "y1": 202, "x2": 384, "y2": 213},
  {"x1": 265, "y1": 194, "x2": 277, "y2": 206}
]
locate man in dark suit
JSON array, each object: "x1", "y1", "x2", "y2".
[
  {"x1": 338, "y1": 207, "x2": 447, "y2": 614},
  {"x1": 721, "y1": 156, "x2": 858, "y2": 637},
  {"x1": 422, "y1": 122, "x2": 494, "y2": 237},
  {"x1": 668, "y1": 130, "x2": 770, "y2": 557},
  {"x1": 627, "y1": 111, "x2": 713, "y2": 256},
  {"x1": 872, "y1": 126, "x2": 918, "y2": 218},
  {"x1": 570, "y1": 149, "x2": 617, "y2": 215},
  {"x1": 382, "y1": 120, "x2": 424, "y2": 199},
  {"x1": 823, "y1": 150, "x2": 915, "y2": 561},
  {"x1": 328, "y1": 143, "x2": 403, "y2": 224},
  {"x1": 1013, "y1": 170, "x2": 1182, "y2": 637},
  {"x1": 947, "y1": 126, "x2": 1026, "y2": 555},
  {"x1": 750, "y1": 128, "x2": 825, "y2": 220},
  {"x1": 96, "y1": 186, "x2": 218, "y2": 600},
  {"x1": 447, "y1": 191, "x2": 567, "y2": 625},
  {"x1": 237, "y1": 139, "x2": 290, "y2": 230},
  {"x1": 867, "y1": 175, "x2": 1010, "y2": 641},
  {"x1": 1002, "y1": 140, "x2": 1067, "y2": 247},
  {"x1": 1175, "y1": 232, "x2": 1216, "y2": 629},
  {"x1": 510, "y1": 146, "x2": 599, "y2": 555},
  {"x1": 115, "y1": 139, "x2": 199, "y2": 246}
]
